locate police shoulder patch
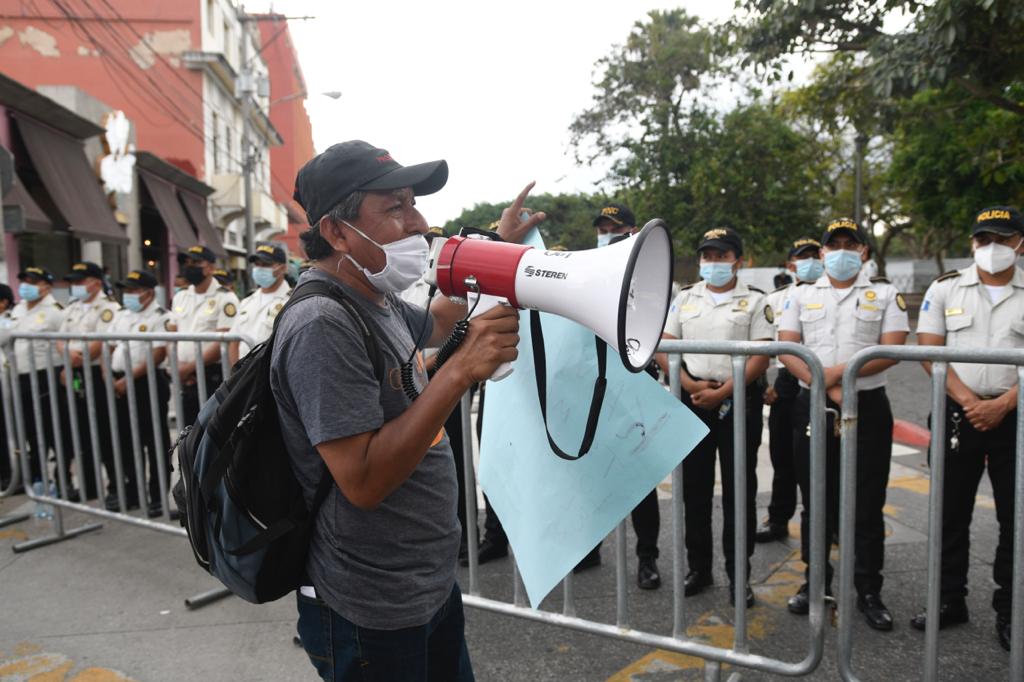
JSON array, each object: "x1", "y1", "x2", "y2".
[
  {"x1": 100, "y1": 309, "x2": 114, "y2": 323},
  {"x1": 935, "y1": 270, "x2": 961, "y2": 283},
  {"x1": 164, "y1": 319, "x2": 174, "y2": 331},
  {"x1": 224, "y1": 302, "x2": 237, "y2": 317},
  {"x1": 896, "y1": 293, "x2": 907, "y2": 311},
  {"x1": 869, "y1": 276, "x2": 891, "y2": 284},
  {"x1": 764, "y1": 305, "x2": 774, "y2": 323},
  {"x1": 138, "y1": 324, "x2": 147, "y2": 332}
]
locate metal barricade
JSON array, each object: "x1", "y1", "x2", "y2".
[
  {"x1": 0, "y1": 331, "x2": 251, "y2": 566},
  {"x1": 460, "y1": 339, "x2": 829, "y2": 679},
  {"x1": 838, "y1": 346, "x2": 1024, "y2": 681}
]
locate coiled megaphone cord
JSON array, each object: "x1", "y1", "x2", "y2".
[{"x1": 401, "y1": 281, "x2": 482, "y2": 402}]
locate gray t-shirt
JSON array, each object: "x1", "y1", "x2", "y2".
[{"x1": 270, "y1": 269, "x2": 459, "y2": 630}]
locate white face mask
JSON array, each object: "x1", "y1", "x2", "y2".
[
  {"x1": 974, "y1": 239, "x2": 1021, "y2": 274},
  {"x1": 340, "y1": 221, "x2": 429, "y2": 293}
]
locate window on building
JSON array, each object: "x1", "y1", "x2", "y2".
[
  {"x1": 225, "y1": 125, "x2": 233, "y2": 173},
  {"x1": 206, "y1": 0, "x2": 215, "y2": 35},
  {"x1": 212, "y1": 111, "x2": 221, "y2": 173},
  {"x1": 223, "y1": 20, "x2": 232, "y2": 62}
]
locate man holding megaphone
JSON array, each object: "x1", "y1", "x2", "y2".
[
  {"x1": 274, "y1": 139, "x2": 542, "y2": 681},
  {"x1": 657, "y1": 227, "x2": 773, "y2": 608}
]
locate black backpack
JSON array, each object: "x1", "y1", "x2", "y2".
[{"x1": 172, "y1": 279, "x2": 383, "y2": 604}]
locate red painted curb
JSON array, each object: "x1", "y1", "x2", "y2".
[{"x1": 893, "y1": 419, "x2": 930, "y2": 448}]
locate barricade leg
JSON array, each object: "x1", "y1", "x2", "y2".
[
  {"x1": 923, "y1": 365, "x2": 948, "y2": 680},
  {"x1": 184, "y1": 586, "x2": 233, "y2": 610},
  {"x1": 1010, "y1": 367, "x2": 1024, "y2": 680},
  {"x1": 460, "y1": 390, "x2": 480, "y2": 596}
]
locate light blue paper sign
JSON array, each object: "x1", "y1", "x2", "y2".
[{"x1": 478, "y1": 230, "x2": 709, "y2": 608}]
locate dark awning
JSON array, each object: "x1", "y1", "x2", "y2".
[
  {"x1": 14, "y1": 114, "x2": 127, "y2": 244},
  {"x1": 179, "y1": 190, "x2": 226, "y2": 259},
  {"x1": 3, "y1": 173, "x2": 52, "y2": 234},
  {"x1": 139, "y1": 170, "x2": 196, "y2": 249}
]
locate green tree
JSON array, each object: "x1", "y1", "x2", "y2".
[
  {"x1": 888, "y1": 83, "x2": 1024, "y2": 270},
  {"x1": 731, "y1": 0, "x2": 1024, "y2": 117}
]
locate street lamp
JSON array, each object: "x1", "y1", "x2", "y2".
[{"x1": 268, "y1": 90, "x2": 342, "y2": 107}]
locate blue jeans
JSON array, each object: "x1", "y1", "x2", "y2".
[{"x1": 296, "y1": 584, "x2": 475, "y2": 682}]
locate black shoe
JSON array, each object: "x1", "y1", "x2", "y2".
[
  {"x1": 857, "y1": 592, "x2": 893, "y2": 631},
  {"x1": 909, "y1": 599, "x2": 969, "y2": 631},
  {"x1": 459, "y1": 538, "x2": 509, "y2": 567},
  {"x1": 637, "y1": 556, "x2": 661, "y2": 590},
  {"x1": 997, "y1": 614, "x2": 1011, "y2": 652},
  {"x1": 730, "y1": 583, "x2": 755, "y2": 608},
  {"x1": 683, "y1": 570, "x2": 713, "y2": 597},
  {"x1": 754, "y1": 520, "x2": 788, "y2": 543},
  {"x1": 147, "y1": 502, "x2": 165, "y2": 519},
  {"x1": 457, "y1": 543, "x2": 469, "y2": 565},
  {"x1": 787, "y1": 583, "x2": 832, "y2": 615},
  {"x1": 574, "y1": 547, "x2": 602, "y2": 573},
  {"x1": 104, "y1": 494, "x2": 139, "y2": 513}
]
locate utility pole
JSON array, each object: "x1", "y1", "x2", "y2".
[
  {"x1": 854, "y1": 132, "x2": 868, "y2": 226},
  {"x1": 238, "y1": 7, "x2": 256, "y2": 268}
]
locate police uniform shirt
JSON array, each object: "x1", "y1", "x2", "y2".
[
  {"x1": 778, "y1": 271, "x2": 909, "y2": 390},
  {"x1": 110, "y1": 300, "x2": 174, "y2": 374},
  {"x1": 228, "y1": 282, "x2": 291, "y2": 358},
  {"x1": 917, "y1": 265, "x2": 1024, "y2": 396},
  {"x1": 766, "y1": 283, "x2": 796, "y2": 368},
  {"x1": 7, "y1": 294, "x2": 65, "y2": 374},
  {"x1": 59, "y1": 293, "x2": 120, "y2": 355},
  {"x1": 663, "y1": 280, "x2": 774, "y2": 383},
  {"x1": 171, "y1": 284, "x2": 240, "y2": 364}
]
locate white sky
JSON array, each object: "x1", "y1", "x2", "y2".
[{"x1": 250, "y1": 1, "x2": 813, "y2": 224}]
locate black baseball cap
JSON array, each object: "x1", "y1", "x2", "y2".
[
  {"x1": 17, "y1": 266, "x2": 54, "y2": 283},
  {"x1": 592, "y1": 203, "x2": 636, "y2": 228},
  {"x1": 788, "y1": 237, "x2": 822, "y2": 259},
  {"x1": 183, "y1": 245, "x2": 217, "y2": 263},
  {"x1": 294, "y1": 140, "x2": 448, "y2": 227},
  {"x1": 213, "y1": 268, "x2": 234, "y2": 284},
  {"x1": 249, "y1": 243, "x2": 287, "y2": 264},
  {"x1": 821, "y1": 218, "x2": 866, "y2": 246},
  {"x1": 697, "y1": 227, "x2": 743, "y2": 257},
  {"x1": 117, "y1": 270, "x2": 158, "y2": 289},
  {"x1": 972, "y1": 206, "x2": 1024, "y2": 237},
  {"x1": 64, "y1": 261, "x2": 104, "y2": 281}
]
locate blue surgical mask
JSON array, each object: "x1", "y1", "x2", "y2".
[
  {"x1": 596, "y1": 232, "x2": 614, "y2": 249},
  {"x1": 795, "y1": 258, "x2": 824, "y2": 282},
  {"x1": 699, "y1": 262, "x2": 736, "y2": 288},
  {"x1": 71, "y1": 284, "x2": 89, "y2": 300},
  {"x1": 18, "y1": 282, "x2": 41, "y2": 302},
  {"x1": 251, "y1": 266, "x2": 277, "y2": 289},
  {"x1": 824, "y1": 249, "x2": 863, "y2": 281},
  {"x1": 123, "y1": 293, "x2": 144, "y2": 313}
]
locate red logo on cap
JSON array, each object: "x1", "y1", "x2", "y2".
[{"x1": 376, "y1": 154, "x2": 394, "y2": 163}]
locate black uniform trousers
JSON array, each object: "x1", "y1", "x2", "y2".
[
  {"x1": 115, "y1": 371, "x2": 171, "y2": 505},
  {"x1": 180, "y1": 364, "x2": 223, "y2": 431},
  {"x1": 793, "y1": 386, "x2": 893, "y2": 594},
  {"x1": 932, "y1": 400, "x2": 1017, "y2": 618},
  {"x1": 60, "y1": 366, "x2": 114, "y2": 500},
  {"x1": 766, "y1": 368, "x2": 800, "y2": 526},
  {"x1": 680, "y1": 382, "x2": 763, "y2": 582},
  {"x1": 17, "y1": 370, "x2": 55, "y2": 484}
]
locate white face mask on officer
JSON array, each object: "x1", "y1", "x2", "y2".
[
  {"x1": 974, "y1": 237, "x2": 1022, "y2": 275},
  {"x1": 339, "y1": 220, "x2": 429, "y2": 293}
]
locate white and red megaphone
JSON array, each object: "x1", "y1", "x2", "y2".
[{"x1": 424, "y1": 219, "x2": 674, "y2": 380}]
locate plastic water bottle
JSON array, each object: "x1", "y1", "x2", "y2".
[{"x1": 31, "y1": 481, "x2": 54, "y2": 520}]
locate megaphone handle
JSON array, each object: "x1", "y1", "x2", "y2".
[
  {"x1": 468, "y1": 292, "x2": 515, "y2": 382},
  {"x1": 529, "y1": 310, "x2": 608, "y2": 460}
]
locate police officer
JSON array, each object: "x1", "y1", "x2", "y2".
[
  {"x1": 7, "y1": 267, "x2": 64, "y2": 486},
  {"x1": 911, "y1": 206, "x2": 1024, "y2": 652},
  {"x1": 0, "y1": 283, "x2": 14, "y2": 490},
  {"x1": 227, "y1": 243, "x2": 292, "y2": 365},
  {"x1": 109, "y1": 270, "x2": 174, "y2": 517},
  {"x1": 170, "y1": 245, "x2": 240, "y2": 428},
  {"x1": 57, "y1": 261, "x2": 120, "y2": 502},
  {"x1": 576, "y1": 203, "x2": 663, "y2": 589},
  {"x1": 658, "y1": 227, "x2": 773, "y2": 606},
  {"x1": 757, "y1": 238, "x2": 824, "y2": 543},
  {"x1": 213, "y1": 267, "x2": 236, "y2": 290},
  {"x1": 778, "y1": 218, "x2": 909, "y2": 630}
]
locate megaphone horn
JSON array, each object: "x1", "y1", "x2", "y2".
[{"x1": 425, "y1": 220, "x2": 674, "y2": 374}]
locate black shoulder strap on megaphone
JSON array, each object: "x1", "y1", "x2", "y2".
[{"x1": 529, "y1": 310, "x2": 607, "y2": 461}]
